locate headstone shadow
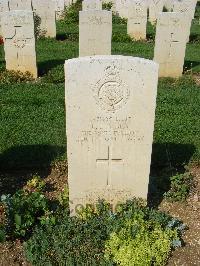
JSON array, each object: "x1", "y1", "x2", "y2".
[
  {"x1": 184, "y1": 60, "x2": 200, "y2": 71},
  {"x1": 0, "y1": 144, "x2": 66, "y2": 195},
  {"x1": 189, "y1": 33, "x2": 200, "y2": 43},
  {"x1": 56, "y1": 32, "x2": 79, "y2": 42},
  {"x1": 148, "y1": 142, "x2": 196, "y2": 208},
  {"x1": 38, "y1": 59, "x2": 65, "y2": 76}
]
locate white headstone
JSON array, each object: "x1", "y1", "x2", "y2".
[
  {"x1": 32, "y1": 0, "x2": 56, "y2": 38},
  {"x1": 65, "y1": 55, "x2": 159, "y2": 213},
  {"x1": 79, "y1": 10, "x2": 112, "y2": 56},
  {"x1": 127, "y1": 0, "x2": 148, "y2": 40},
  {"x1": 8, "y1": 0, "x2": 33, "y2": 10},
  {"x1": 172, "y1": 0, "x2": 197, "y2": 19},
  {"x1": 116, "y1": 0, "x2": 129, "y2": 18},
  {"x1": 0, "y1": 0, "x2": 9, "y2": 36},
  {"x1": 149, "y1": 0, "x2": 164, "y2": 24},
  {"x1": 2, "y1": 10, "x2": 37, "y2": 78},
  {"x1": 82, "y1": 0, "x2": 102, "y2": 11},
  {"x1": 172, "y1": 0, "x2": 197, "y2": 41},
  {"x1": 154, "y1": 12, "x2": 189, "y2": 77}
]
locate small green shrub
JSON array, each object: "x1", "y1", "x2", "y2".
[
  {"x1": 0, "y1": 70, "x2": 34, "y2": 84},
  {"x1": 112, "y1": 14, "x2": 127, "y2": 25},
  {"x1": 164, "y1": 173, "x2": 193, "y2": 201},
  {"x1": 103, "y1": 2, "x2": 112, "y2": 11},
  {"x1": 104, "y1": 213, "x2": 182, "y2": 266},
  {"x1": 1, "y1": 191, "x2": 48, "y2": 238},
  {"x1": 63, "y1": 0, "x2": 82, "y2": 24},
  {"x1": 25, "y1": 175, "x2": 46, "y2": 193},
  {"x1": 112, "y1": 32, "x2": 132, "y2": 43},
  {"x1": 24, "y1": 199, "x2": 184, "y2": 265},
  {"x1": 34, "y1": 14, "x2": 43, "y2": 39},
  {"x1": 0, "y1": 176, "x2": 49, "y2": 238}
]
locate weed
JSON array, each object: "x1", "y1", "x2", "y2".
[
  {"x1": 0, "y1": 70, "x2": 34, "y2": 84},
  {"x1": 164, "y1": 173, "x2": 193, "y2": 201}
]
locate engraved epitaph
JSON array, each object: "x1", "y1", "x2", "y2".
[
  {"x1": 2, "y1": 10, "x2": 37, "y2": 78},
  {"x1": 65, "y1": 56, "x2": 159, "y2": 214}
]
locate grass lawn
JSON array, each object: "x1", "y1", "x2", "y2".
[{"x1": 0, "y1": 6, "x2": 199, "y2": 173}]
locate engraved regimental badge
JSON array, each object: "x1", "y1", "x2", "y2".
[{"x1": 93, "y1": 63, "x2": 130, "y2": 113}]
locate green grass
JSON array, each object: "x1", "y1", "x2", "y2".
[
  {"x1": 0, "y1": 8, "x2": 199, "y2": 171},
  {"x1": 0, "y1": 83, "x2": 66, "y2": 169}
]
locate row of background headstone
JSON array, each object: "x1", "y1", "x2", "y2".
[
  {"x1": 0, "y1": 0, "x2": 77, "y2": 36},
  {"x1": 0, "y1": 0, "x2": 198, "y2": 79},
  {"x1": 81, "y1": 0, "x2": 198, "y2": 77},
  {"x1": 0, "y1": 0, "x2": 78, "y2": 78}
]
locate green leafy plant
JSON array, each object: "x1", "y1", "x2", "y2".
[
  {"x1": 105, "y1": 219, "x2": 179, "y2": 266},
  {"x1": 58, "y1": 187, "x2": 69, "y2": 208},
  {"x1": 1, "y1": 190, "x2": 48, "y2": 238},
  {"x1": 112, "y1": 14, "x2": 127, "y2": 25},
  {"x1": 25, "y1": 175, "x2": 45, "y2": 193},
  {"x1": 103, "y1": 2, "x2": 113, "y2": 11},
  {"x1": 63, "y1": 0, "x2": 82, "y2": 24},
  {"x1": 164, "y1": 173, "x2": 193, "y2": 201},
  {"x1": 112, "y1": 32, "x2": 132, "y2": 43},
  {"x1": 34, "y1": 14, "x2": 44, "y2": 39},
  {"x1": 0, "y1": 176, "x2": 50, "y2": 238},
  {"x1": 24, "y1": 199, "x2": 184, "y2": 265}
]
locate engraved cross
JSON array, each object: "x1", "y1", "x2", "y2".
[{"x1": 96, "y1": 146, "x2": 123, "y2": 186}]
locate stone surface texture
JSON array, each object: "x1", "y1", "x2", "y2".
[
  {"x1": 154, "y1": 12, "x2": 189, "y2": 77},
  {"x1": 32, "y1": 0, "x2": 56, "y2": 38},
  {"x1": 82, "y1": 0, "x2": 102, "y2": 11},
  {"x1": 0, "y1": 0, "x2": 9, "y2": 36},
  {"x1": 79, "y1": 10, "x2": 112, "y2": 56},
  {"x1": 2, "y1": 10, "x2": 37, "y2": 78},
  {"x1": 127, "y1": 0, "x2": 147, "y2": 40}
]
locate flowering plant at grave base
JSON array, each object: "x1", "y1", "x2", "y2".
[
  {"x1": 0, "y1": 176, "x2": 49, "y2": 239},
  {"x1": 24, "y1": 199, "x2": 185, "y2": 265},
  {"x1": 0, "y1": 70, "x2": 34, "y2": 84}
]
